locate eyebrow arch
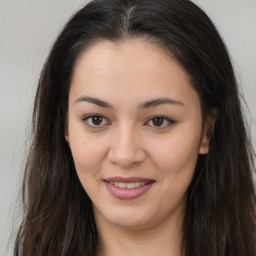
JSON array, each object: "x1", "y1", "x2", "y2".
[
  {"x1": 74, "y1": 96, "x2": 113, "y2": 108},
  {"x1": 139, "y1": 98, "x2": 184, "y2": 109},
  {"x1": 74, "y1": 96, "x2": 184, "y2": 109}
]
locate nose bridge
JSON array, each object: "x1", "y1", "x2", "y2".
[{"x1": 107, "y1": 121, "x2": 145, "y2": 167}]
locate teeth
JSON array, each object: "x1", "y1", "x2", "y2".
[
  {"x1": 127, "y1": 183, "x2": 134, "y2": 189},
  {"x1": 110, "y1": 181, "x2": 146, "y2": 189},
  {"x1": 119, "y1": 182, "x2": 126, "y2": 189}
]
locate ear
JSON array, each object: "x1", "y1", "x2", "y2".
[
  {"x1": 199, "y1": 110, "x2": 217, "y2": 155},
  {"x1": 65, "y1": 129, "x2": 70, "y2": 144},
  {"x1": 64, "y1": 121, "x2": 70, "y2": 145},
  {"x1": 64, "y1": 113, "x2": 70, "y2": 144}
]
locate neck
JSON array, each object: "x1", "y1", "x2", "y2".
[{"x1": 95, "y1": 209, "x2": 185, "y2": 256}]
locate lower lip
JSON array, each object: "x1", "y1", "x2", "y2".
[{"x1": 104, "y1": 181, "x2": 154, "y2": 200}]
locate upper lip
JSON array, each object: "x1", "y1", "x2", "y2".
[{"x1": 104, "y1": 177, "x2": 155, "y2": 183}]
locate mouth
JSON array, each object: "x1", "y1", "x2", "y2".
[
  {"x1": 108, "y1": 181, "x2": 148, "y2": 189},
  {"x1": 103, "y1": 177, "x2": 155, "y2": 200}
]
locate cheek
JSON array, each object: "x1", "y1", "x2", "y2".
[
  {"x1": 149, "y1": 128, "x2": 201, "y2": 177},
  {"x1": 69, "y1": 131, "x2": 107, "y2": 176},
  {"x1": 69, "y1": 136, "x2": 109, "y2": 196}
]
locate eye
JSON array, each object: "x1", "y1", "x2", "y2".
[
  {"x1": 83, "y1": 114, "x2": 110, "y2": 128},
  {"x1": 146, "y1": 116, "x2": 174, "y2": 129}
]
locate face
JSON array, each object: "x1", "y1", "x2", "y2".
[{"x1": 66, "y1": 39, "x2": 213, "y2": 230}]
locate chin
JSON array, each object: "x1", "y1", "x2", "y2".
[{"x1": 93, "y1": 204, "x2": 159, "y2": 230}]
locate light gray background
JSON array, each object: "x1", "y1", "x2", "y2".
[{"x1": 0, "y1": 1, "x2": 255, "y2": 255}]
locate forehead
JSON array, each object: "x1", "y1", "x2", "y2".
[{"x1": 70, "y1": 39, "x2": 198, "y2": 106}]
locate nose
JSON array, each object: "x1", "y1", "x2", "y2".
[{"x1": 107, "y1": 124, "x2": 146, "y2": 168}]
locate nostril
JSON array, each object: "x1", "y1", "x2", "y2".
[{"x1": 107, "y1": 146, "x2": 146, "y2": 167}]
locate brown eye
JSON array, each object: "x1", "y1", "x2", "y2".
[
  {"x1": 146, "y1": 116, "x2": 174, "y2": 129},
  {"x1": 152, "y1": 117, "x2": 164, "y2": 126},
  {"x1": 91, "y1": 116, "x2": 103, "y2": 125},
  {"x1": 83, "y1": 115, "x2": 109, "y2": 128}
]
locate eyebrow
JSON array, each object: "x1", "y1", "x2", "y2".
[
  {"x1": 74, "y1": 96, "x2": 184, "y2": 109},
  {"x1": 74, "y1": 96, "x2": 113, "y2": 108},
  {"x1": 139, "y1": 98, "x2": 184, "y2": 109}
]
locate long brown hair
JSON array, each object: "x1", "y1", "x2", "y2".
[{"x1": 15, "y1": 0, "x2": 256, "y2": 255}]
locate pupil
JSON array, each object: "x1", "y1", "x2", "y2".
[
  {"x1": 153, "y1": 117, "x2": 163, "y2": 126},
  {"x1": 92, "y1": 116, "x2": 102, "y2": 125}
]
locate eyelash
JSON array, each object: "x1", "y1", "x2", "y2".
[
  {"x1": 82, "y1": 114, "x2": 175, "y2": 129},
  {"x1": 145, "y1": 116, "x2": 175, "y2": 129},
  {"x1": 82, "y1": 114, "x2": 110, "y2": 128}
]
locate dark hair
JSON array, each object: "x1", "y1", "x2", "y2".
[{"x1": 15, "y1": 0, "x2": 256, "y2": 255}]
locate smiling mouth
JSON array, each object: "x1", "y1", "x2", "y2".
[
  {"x1": 103, "y1": 177, "x2": 155, "y2": 199},
  {"x1": 104, "y1": 177, "x2": 155, "y2": 188},
  {"x1": 108, "y1": 181, "x2": 147, "y2": 189}
]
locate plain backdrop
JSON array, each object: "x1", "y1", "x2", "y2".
[{"x1": 0, "y1": 1, "x2": 255, "y2": 255}]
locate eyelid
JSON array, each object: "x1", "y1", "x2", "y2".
[
  {"x1": 82, "y1": 114, "x2": 110, "y2": 128},
  {"x1": 81, "y1": 114, "x2": 175, "y2": 129},
  {"x1": 145, "y1": 115, "x2": 175, "y2": 129}
]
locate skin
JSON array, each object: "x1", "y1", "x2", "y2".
[{"x1": 65, "y1": 39, "x2": 214, "y2": 256}]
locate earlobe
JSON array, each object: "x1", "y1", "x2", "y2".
[
  {"x1": 65, "y1": 129, "x2": 70, "y2": 145},
  {"x1": 64, "y1": 116, "x2": 70, "y2": 144},
  {"x1": 199, "y1": 111, "x2": 217, "y2": 155}
]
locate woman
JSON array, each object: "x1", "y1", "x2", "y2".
[{"x1": 15, "y1": 0, "x2": 256, "y2": 255}]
